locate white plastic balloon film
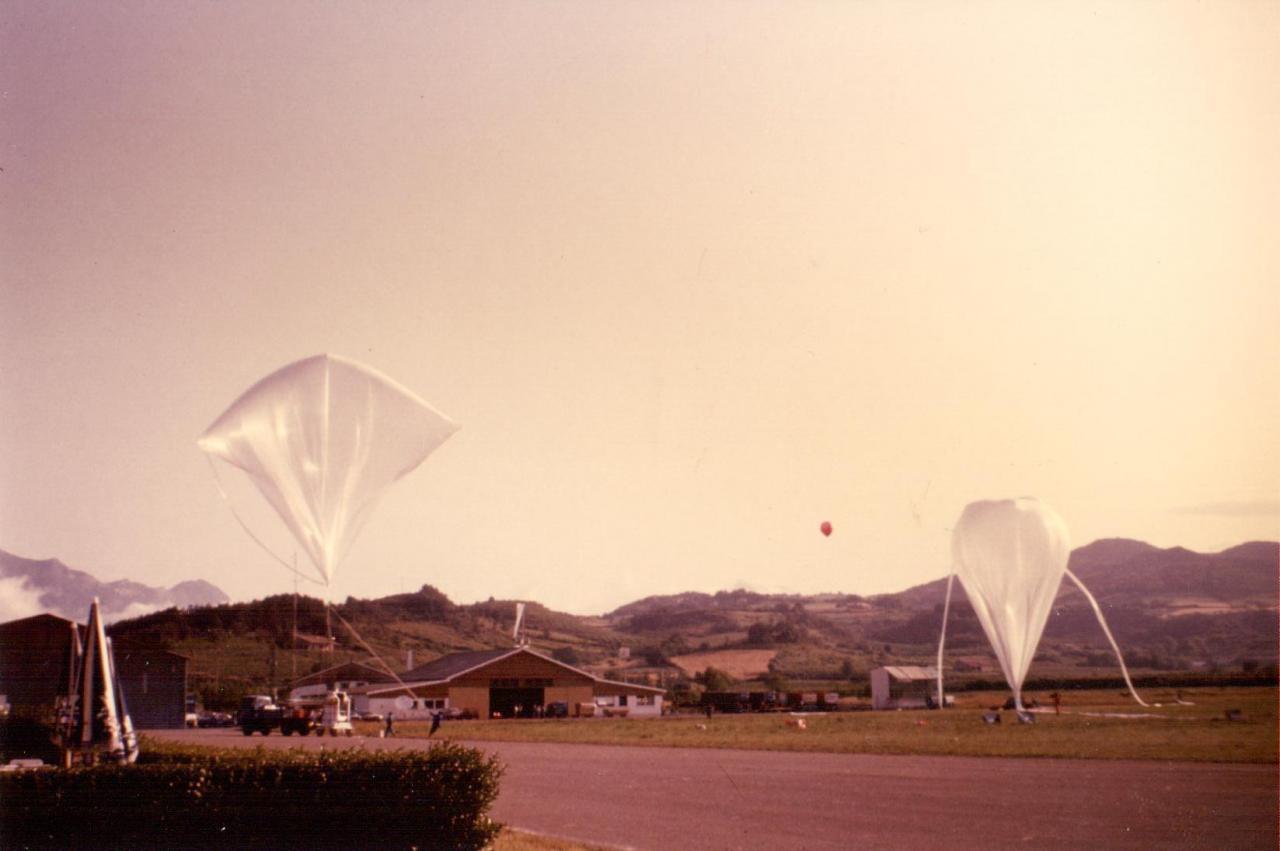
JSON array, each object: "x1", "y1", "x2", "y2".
[
  {"x1": 951, "y1": 498, "x2": 1070, "y2": 710},
  {"x1": 198, "y1": 354, "x2": 459, "y2": 585}
]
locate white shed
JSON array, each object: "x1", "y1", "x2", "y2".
[{"x1": 870, "y1": 665, "x2": 939, "y2": 710}]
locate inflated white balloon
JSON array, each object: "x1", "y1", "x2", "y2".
[
  {"x1": 198, "y1": 354, "x2": 458, "y2": 585},
  {"x1": 951, "y1": 498, "x2": 1070, "y2": 710}
]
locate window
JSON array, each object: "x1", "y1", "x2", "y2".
[
  {"x1": 619, "y1": 695, "x2": 628, "y2": 707},
  {"x1": 636, "y1": 695, "x2": 654, "y2": 706},
  {"x1": 491, "y1": 678, "x2": 519, "y2": 688}
]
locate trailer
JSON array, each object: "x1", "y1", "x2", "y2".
[
  {"x1": 315, "y1": 689, "x2": 354, "y2": 736},
  {"x1": 703, "y1": 691, "x2": 751, "y2": 713}
]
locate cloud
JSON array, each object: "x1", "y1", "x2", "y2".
[
  {"x1": 104, "y1": 601, "x2": 168, "y2": 624},
  {"x1": 1171, "y1": 500, "x2": 1280, "y2": 518},
  {"x1": 0, "y1": 576, "x2": 49, "y2": 622}
]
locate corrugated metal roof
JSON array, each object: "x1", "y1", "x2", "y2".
[
  {"x1": 400, "y1": 648, "x2": 516, "y2": 682},
  {"x1": 881, "y1": 665, "x2": 938, "y2": 680},
  {"x1": 592, "y1": 677, "x2": 666, "y2": 696},
  {"x1": 288, "y1": 660, "x2": 396, "y2": 688}
]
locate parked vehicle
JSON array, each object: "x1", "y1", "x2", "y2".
[
  {"x1": 703, "y1": 691, "x2": 752, "y2": 713},
  {"x1": 280, "y1": 705, "x2": 318, "y2": 736},
  {"x1": 239, "y1": 694, "x2": 327, "y2": 736},
  {"x1": 197, "y1": 711, "x2": 235, "y2": 728},
  {"x1": 239, "y1": 695, "x2": 284, "y2": 736}
]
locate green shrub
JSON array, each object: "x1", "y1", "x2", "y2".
[{"x1": 0, "y1": 742, "x2": 503, "y2": 850}]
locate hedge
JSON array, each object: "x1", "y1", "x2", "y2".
[{"x1": 0, "y1": 742, "x2": 503, "y2": 850}]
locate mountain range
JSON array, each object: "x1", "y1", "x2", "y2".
[
  {"x1": 5, "y1": 539, "x2": 1275, "y2": 700},
  {"x1": 0, "y1": 548, "x2": 229, "y2": 623}
]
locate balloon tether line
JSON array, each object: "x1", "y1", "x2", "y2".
[
  {"x1": 205, "y1": 456, "x2": 323, "y2": 586},
  {"x1": 936, "y1": 572, "x2": 956, "y2": 707},
  {"x1": 1063, "y1": 567, "x2": 1149, "y2": 707},
  {"x1": 325, "y1": 602, "x2": 422, "y2": 700},
  {"x1": 208, "y1": 459, "x2": 418, "y2": 701}
]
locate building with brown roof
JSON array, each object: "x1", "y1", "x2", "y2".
[
  {"x1": 0, "y1": 613, "x2": 187, "y2": 729},
  {"x1": 297, "y1": 647, "x2": 666, "y2": 720}
]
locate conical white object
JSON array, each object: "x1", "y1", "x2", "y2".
[
  {"x1": 951, "y1": 498, "x2": 1070, "y2": 710},
  {"x1": 198, "y1": 354, "x2": 458, "y2": 585}
]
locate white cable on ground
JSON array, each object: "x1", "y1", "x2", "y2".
[{"x1": 1063, "y1": 567, "x2": 1149, "y2": 707}]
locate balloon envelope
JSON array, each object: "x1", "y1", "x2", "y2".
[
  {"x1": 820, "y1": 521, "x2": 832, "y2": 537},
  {"x1": 198, "y1": 354, "x2": 458, "y2": 585},
  {"x1": 951, "y1": 498, "x2": 1069, "y2": 706}
]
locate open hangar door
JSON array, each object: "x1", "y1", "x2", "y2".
[{"x1": 489, "y1": 679, "x2": 546, "y2": 718}]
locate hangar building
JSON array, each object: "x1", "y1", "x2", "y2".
[{"x1": 294, "y1": 647, "x2": 665, "y2": 720}]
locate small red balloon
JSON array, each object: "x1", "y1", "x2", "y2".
[{"x1": 820, "y1": 521, "x2": 832, "y2": 537}]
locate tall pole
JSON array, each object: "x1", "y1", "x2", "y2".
[{"x1": 292, "y1": 563, "x2": 299, "y2": 683}]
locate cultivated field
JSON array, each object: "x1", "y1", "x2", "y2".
[
  {"x1": 666, "y1": 648, "x2": 777, "y2": 678},
  {"x1": 379, "y1": 686, "x2": 1277, "y2": 763}
]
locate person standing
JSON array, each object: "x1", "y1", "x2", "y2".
[
  {"x1": 429, "y1": 712, "x2": 441, "y2": 737},
  {"x1": 385, "y1": 712, "x2": 395, "y2": 737}
]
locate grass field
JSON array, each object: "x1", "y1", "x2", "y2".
[
  {"x1": 365, "y1": 686, "x2": 1277, "y2": 764},
  {"x1": 667, "y1": 649, "x2": 777, "y2": 678}
]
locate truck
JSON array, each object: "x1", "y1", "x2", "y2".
[
  {"x1": 239, "y1": 695, "x2": 284, "y2": 736},
  {"x1": 238, "y1": 694, "x2": 321, "y2": 736}
]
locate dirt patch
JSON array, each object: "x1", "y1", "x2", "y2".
[{"x1": 668, "y1": 649, "x2": 777, "y2": 679}]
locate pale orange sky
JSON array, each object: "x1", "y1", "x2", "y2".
[{"x1": 2, "y1": 2, "x2": 1277, "y2": 614}]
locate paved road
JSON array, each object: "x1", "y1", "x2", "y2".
[{"x1": 150, "y1": 729, "x2": 1278, "y2": 850}]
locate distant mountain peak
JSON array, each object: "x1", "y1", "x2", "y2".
[
  {"x1": 0, "y1": 547, "x2": 229, "y2": 623},
  {"x1": 1067, "y1": 538, "x2": 1161, "y2": 569},
  {"x1": 1217, "y1": 541, "x2": 1279, "y2": 561}
]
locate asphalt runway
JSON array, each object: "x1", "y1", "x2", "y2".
[{"x1": 150, "y1": 729, "x2": 1278, "y2": 850}]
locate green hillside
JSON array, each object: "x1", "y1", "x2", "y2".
[{"x1": 108, "y1": 540, "x2": 1279, "y2": 710}]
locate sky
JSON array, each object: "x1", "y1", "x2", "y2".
[{"x1": 2, "y1": 2, "x2": 1277, "y2": 616}]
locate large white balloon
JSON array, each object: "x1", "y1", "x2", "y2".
[
  {"x1": 951, "y1": 498, "x2": 1070, "y2": 710},
  {"x1": 198, "y1": 354, "x2": 459, "y2": 585}
]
